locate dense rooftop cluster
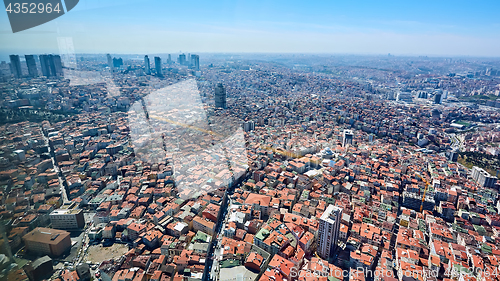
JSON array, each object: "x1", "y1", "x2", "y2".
[{"x1": 0, "y1": 54, "x2": 499, "y2": 281}]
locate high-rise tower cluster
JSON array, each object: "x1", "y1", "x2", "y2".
[{"x1": 9, "y1": 54, "x2": 62, "y2": 78}]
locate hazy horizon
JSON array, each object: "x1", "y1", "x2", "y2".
[{"x1": 1, "y1": 0, "x2": 500, "y2": 58}]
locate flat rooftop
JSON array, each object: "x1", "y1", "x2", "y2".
[
  {"x1": 50, "y1": 208, "x2": 82, "y2": 215},
  {"x1": 23, "y1": 227, "x2": 70, "y2": 245}
]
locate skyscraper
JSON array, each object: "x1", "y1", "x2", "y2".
[
  {"x1": 192, "y1": 54, "x2": 200, "y2": 71},
  {"x1": 215, "y1": 83, "x2": 226, "y2": 109},
  {"x1": 318, "y1": 205, "x2": 342, "y2": 260},
  {"x1": 178, "y1": 53, "x2": 186, "y2": 65},
  {"x1": 244, "y1": 121, "x2": 255, "y2": 132},
  {"x1": 106, "y1": 54, "x2": 113, "y2": 70},
  {"x1": 434, "y1": 93, "x2": 442, "y2": 104},
  {"x1": 343, "y1": 129, "x2": 353, "y2": 147},
  {"x1": 112, "y1": 57, "x2": 123, "y2": 69},
  {"x1": 39, "y1": 55, "x2": 51, "y2": 77},
  {"x1": 167, "y1": 54, "x2": 172, "y2": 64},
  {"x1": 25, "y1": 55, "x2": 38, "y2": 77},
  {"x1": 144, "y1": 55, "x2": 151, "y2": 75},
  {"x1": 154, "y1": 57, "x2": 162, "y2": 76},
  {"x1": 48, "y1": 55, "x2": 57, "y2": 76},
  {"x1": 9, "y1": 55, "x2": 22, "y2": 78},
  {"x1": 52, "y1": 55, "x2": 63, "y2": 76},
  {"x1": 47, "y1": 55, "x2": 63, "y2": 77}
]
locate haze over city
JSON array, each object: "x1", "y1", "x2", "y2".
[{"x1": 1, "y1": 0, "x2": 500, "y2": 57}]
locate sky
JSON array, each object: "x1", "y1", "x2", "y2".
[{"x1": 1, "y1": 0, "x2": 500, "y2": 58}]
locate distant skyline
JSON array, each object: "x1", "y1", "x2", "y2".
[{"x1": 1, "y1": 0, "x2": 500, "y2": 59}]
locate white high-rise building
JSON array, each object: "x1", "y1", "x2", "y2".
[
  {"x1": 343, "y1": 129, "x2": 353, "y2": 147},
  {"x1": 471, "y1": 166, "x2": 497, "y2": 188},
  {"x1": 396, "y1": 91, "x2": 413, "y2": 103},
  {"x1": 318, "y1": 205, "x2": 342, "y2": 260}
]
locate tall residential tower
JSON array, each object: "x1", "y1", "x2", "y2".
[
  {"x1": 317, "y1": 205, "x2": 342, "y2": 260},
  {"x1": 144, "y1": 55, "x2": 151, "y2": 75},
  {"x1": 343, "y1": 129, "x2": 353, "y2": 147},
  {"x1": 192, "y1": 54, "x2": 200, "y2": 71},
  {"x1": 215, "y1": 83, "x2": 227, "y2": 109},
  {"x1": 154, "y1": 56, "x2": 162, "y2": 76},
  {"x1": 25, "y1": 55, "x2": 38, "y2": 77},
  {"x1": 9, "y1": 55, "x2": 22, "y2": 78},
  {"x1": 39, "y1": 55, "x2": 50, "y2": 77}
]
